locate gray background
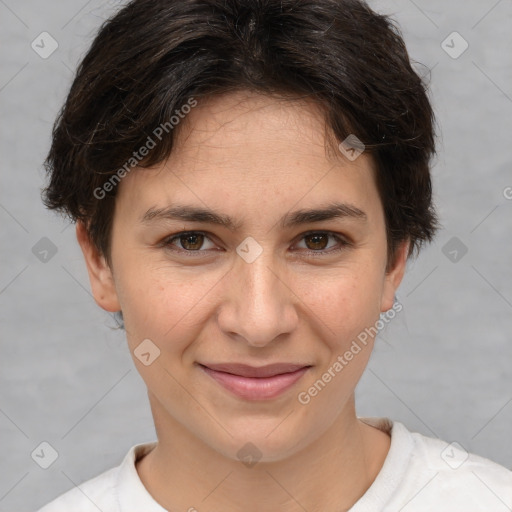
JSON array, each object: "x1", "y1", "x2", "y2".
[{"x1": 1, "y1": 0, "x2": 511, "y2": 510}]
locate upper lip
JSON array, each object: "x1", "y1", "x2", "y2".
[{"x1": 199, "y1": 362, "x2": 311, "y2": 378}]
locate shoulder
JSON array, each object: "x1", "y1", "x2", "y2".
[
  {"x1": 36, "y1": 465, "x2": 119, "y2": 512},
  {"x1": 36, "y1": 442, "x2": 157, "y2": 512},
  {"x1": 358, "y1": 417, "x2": 512, "y2": 511},
  {"x1": 397, "y1": 421, "x2": 512, "y2": 510}
]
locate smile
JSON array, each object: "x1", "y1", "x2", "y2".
[{"x1": 198, "y1": 363, "x2": 311, "y2": 400}]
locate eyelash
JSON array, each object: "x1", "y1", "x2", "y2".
[{"x1": 160, "y1": 230, "x2": 351, "y2": 258}]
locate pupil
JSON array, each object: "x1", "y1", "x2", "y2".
[
  {"x1": 307, "y1": 234, "x2": 327, "y2": 250},
  {"x1": 182, "y1": 234, "x2": 203, "y2": 250},
  {"x1": 179, "y1": 233, "x2": 328, "y2": 251}
]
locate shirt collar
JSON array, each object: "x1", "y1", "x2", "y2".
[
  {"x1": 350, "y1": 417, "x2": 414, "y2": 511},
  {"x1": 115, "y1": 441, "x2": 167, "y2": 511},
  {"x1": 114, "y1": 418, "x2": 412, "y2": 511}
]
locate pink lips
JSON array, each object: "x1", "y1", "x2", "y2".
[{"x1": 199, "y1": 362, "x2": 311, "y2": 400}]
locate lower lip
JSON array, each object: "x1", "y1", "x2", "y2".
[{"x1": 199, "y1": 365, "x2": 310, "y2": 400}]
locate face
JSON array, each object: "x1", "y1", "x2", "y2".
[{"x1": 78, "y1": 90, "x2": 407, "y2": 462}]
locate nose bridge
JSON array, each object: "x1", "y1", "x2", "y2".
[
  {"x1": 219, "y1": 239, "x2": 298, "y2": 346},
  {"x1": 240, "y1": 250, "x2": 281, "y2": 311}
]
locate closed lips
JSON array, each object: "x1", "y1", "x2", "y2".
[
  {"x1": 198, "y1": 363, "x2": 311, "y2": 378},
  {"x1": 198, "y1": 362, "x2": 312, "y2": 400}
]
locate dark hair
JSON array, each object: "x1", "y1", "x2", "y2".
[{"x1": 42, "y1": 0, "x2": 438, "y2": 269}]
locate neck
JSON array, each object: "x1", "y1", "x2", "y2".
[{"x1": 136, "y1": 394, "x2": 390, "y2": 512}]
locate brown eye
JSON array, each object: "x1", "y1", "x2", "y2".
[
  {"x1": 295, "y1": 231, "x2": 350, "y2": 256},
  {"x1": 177, "y1": 233, "x2": 205, "y2": 250},
  {"x1": 162, "y1": 231, "x2": 216, "y2": 254},
  {"x1": 304, "y1": 233, "x2": 330, "y2": 251}
]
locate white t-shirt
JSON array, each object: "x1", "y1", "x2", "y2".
[{"x1": 36, "y1": 417, "x2": 512, "y2": 511}]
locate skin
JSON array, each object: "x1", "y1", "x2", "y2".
[{"x1": 77, "y1": 90, "x2": 409, "y2": 512}]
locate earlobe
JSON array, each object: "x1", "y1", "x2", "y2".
[
  {"x1": 380, "y1": 240, "x2": 409, "y2": 312},
  {"x1": 76, "y1": 222, "x2": 121, "y2": 312}
]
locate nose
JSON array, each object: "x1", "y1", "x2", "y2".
[{"x1": 216, "y1": 247, "x2": 299, "y2": 348}]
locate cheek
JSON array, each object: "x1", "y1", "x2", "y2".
[
  {"x1": 297, "y1": 264, "x2": 384, "y2": 347},
  {"x1": 114, "y1": 267, "x2": 223, "y2": 404},
  {"x1": 294, "y1": 269, "x2": 382, "y2": 421},
  {"x1": 116, "y1": 263, "x2": 224, "y2": 350}
]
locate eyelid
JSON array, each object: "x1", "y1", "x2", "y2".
[
  {"x1": 299, "y1": 229, "x2": 352, "y2": 244},
  {"x1": 160, "y1": 230, "x2": 216, "y2": 255},
  {"x1": 294, "y1": 230, "x2": 352, "y2": 256},
  {"x1": 160, "y1": 230, "x2": 352, "y2": 256}
]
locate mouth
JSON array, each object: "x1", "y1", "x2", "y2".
[{"x1": 197, "y1": 362, "x2": 312, "y2": 400}]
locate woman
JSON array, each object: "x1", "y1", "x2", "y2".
[{"x1": 38, "y1": 0, "x2": 512, "y2": 510}]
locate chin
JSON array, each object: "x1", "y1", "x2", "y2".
[{"x1": 204, "y1": 418, "x2": 312, "y2": 465}]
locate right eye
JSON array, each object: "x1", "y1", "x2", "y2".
[{"x1": 161, "y1": 231, "x2": 218, "y2": 255}]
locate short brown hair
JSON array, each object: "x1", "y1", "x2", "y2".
[{"x1": 42, "y1": 0, "x2": 438, "y2": 268}]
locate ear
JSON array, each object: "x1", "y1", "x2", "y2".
[
  {"x1": 380, "y1": 239, "x2": 409, "y2": 312},
  {"x1": 76, "y1": 221, "x2": 121, "y2": 312}
]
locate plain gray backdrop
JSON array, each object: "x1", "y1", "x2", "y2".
[{"x1": 1, "y1": 0, "x2": 511, "y2": 510}]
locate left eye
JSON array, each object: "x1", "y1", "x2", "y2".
[
  {"x1": 163, "y1": 232, "x2": 216, "y2": 252},
  {"x1": 161, "y1": 231, "x2": 349, "y2": 255},
  {"x1": 296, "y1": 232, "x2": 345, "y2": 252}
]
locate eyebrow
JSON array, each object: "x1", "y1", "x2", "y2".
[{"x1": 141, "y1": 201, "x2": 367, "y2": 230}]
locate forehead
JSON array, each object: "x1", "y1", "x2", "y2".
[
  {"x1": 171, "y1": 90, "x2": 342, "y2": 164},
  {"x1": 114, "y1": 90, "x2": 381, "y2": 224}
]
